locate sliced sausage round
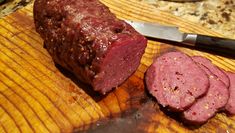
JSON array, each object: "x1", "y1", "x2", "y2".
[
  {"x1": 183, "y1": 65, "x2": 229, "y2": 124},
  {"x1": 145, "y1": 52, "x2": 209, "y2": 111},
  {"x1": 225, "y1": 72, "x2": 235, "y2": 115},
  {"x1": 192, "y1": 56, "x2": 230, "y2": 88}
]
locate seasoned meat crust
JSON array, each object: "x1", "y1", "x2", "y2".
[{"x1": 33, "y1": 0, "x2": 147, "y2": 94}]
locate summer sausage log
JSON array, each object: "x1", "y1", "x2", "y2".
[
  {"x1": 33, "y1": 0, "x2": 147, "y2": 94},
  {"x1": 192, "y1": 56, "x2": 230, "y2": 88},
  {"x1": 145, "y1": 52, "x2": 209, "y2": 111},
  {"x1": 183, "y1": 65, "x2": 229, "y2": 124}
]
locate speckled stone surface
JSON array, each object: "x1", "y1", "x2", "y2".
[
  {"x1": 139, "y1": 0, "x2": 235, "y2": 39},
  {"x1": 0, "y1": 0, "x2": 235, "y2": 38},
  {"x1": 0, "y1": 0, "x2": 32, "y2": 18}
]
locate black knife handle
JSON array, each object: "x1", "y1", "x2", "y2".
[{"x1": 195, "y1": 34, "x2": 235, "y2": 56}]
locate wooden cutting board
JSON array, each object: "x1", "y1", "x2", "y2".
[{"x1": 0, "y1": 0, "x2": 235, "y2": 132}]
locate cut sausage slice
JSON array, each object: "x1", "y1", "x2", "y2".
[
  {"x1": 145, "y1": 52, "x2": 209, "y2": 111},
  {"x1": 225, "y1": 72, "x2": 235, "y2": 115},
  {"x1": 192, "y1": 56, "x2": 230, "y2": 88},
  {"x1": 183, "y1": 65, "x2": 229, "y2": 124}
]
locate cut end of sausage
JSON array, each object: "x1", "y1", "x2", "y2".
[
  {"x1": 183, "y1": 65, "x2": 229, "y2": 124},
  {"x1": 93, "y1": 35, "x2": 147, "y2": 94},
  {"x1": 145, "y1": 51, "x2": 209, "y2": 111}
]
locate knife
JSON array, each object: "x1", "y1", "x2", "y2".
[{"x1": 126, "y1": 20, "x2": 235, "y2": 56}]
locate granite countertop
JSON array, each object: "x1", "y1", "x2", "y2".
[
  {"x1": 0, "y1": 0, "x2": 234, "y2": 38},
  {"x1": 0, "y1": 0, "x2": 32, "y2": 18},
  {"x1": 140, "y1": 0, "x2": 235, "y2": 39}
]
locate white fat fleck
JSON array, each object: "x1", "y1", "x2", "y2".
[
  {"x1": 204, "y1": 103, "x2": 209, "y2": 109},
  {"x1": 39, "y1": 26, "x2": 43, "y2": 31},
  {"x1": 163, "y1": 87, "x2": 167, "y2": 90},
  {"x1": 185, "y1": 96, "x2": 194, "y2": 102},
  {"x1": 209, "y1": 75, "x2": 214, "y2": 79},
  {"x1": 64, "y1": 5, "x2": 85, "y2": 22},
  {"x1": 64, "y1": 5, "x2": 76, "y2": 14},
  {"x1": 102, "y1": 45, "x2": 107, "y2": 49},
  {"x1": 66, "y1": 28, "x2": 70, "y2": 32},
  {"x1": 82, "y1": 23, "x2": 92, "y2": 32},
  {"x1": 73, "y1": 14, "x2": 84, "y2": 22},
  {"x1": 111, "y1": 35, "x2": 118, "y2": 40}
]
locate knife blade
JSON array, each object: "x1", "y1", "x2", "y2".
[{"x1": 126, "y1": 20, "x2": 235, "y2": 56}]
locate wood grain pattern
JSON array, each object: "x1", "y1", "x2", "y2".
[{"x1": 0, "y1": 0, "x2": 234, "y2": 132}]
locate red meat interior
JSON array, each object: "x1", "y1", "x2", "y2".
[{"x1": 92, "y1": 36, "x2": 147, "y2": 94}]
